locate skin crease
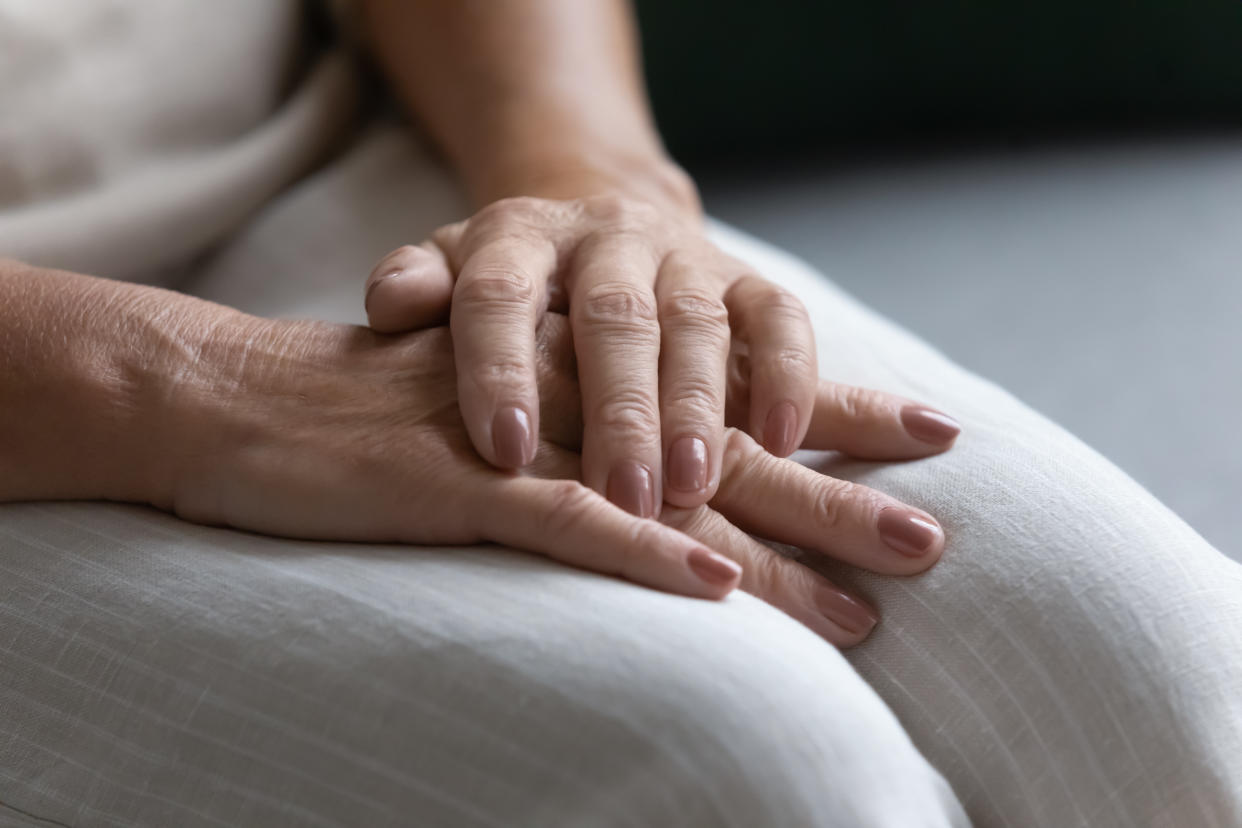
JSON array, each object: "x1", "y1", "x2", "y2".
[
  {"x1": 0, "y1": 260, "x2": 954, "y2": 647},
  {"x1": 357, "y1": 0, "x2": 823, "y2": 516}
]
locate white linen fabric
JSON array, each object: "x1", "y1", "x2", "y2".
[
  {"x1": 1, "y1": 125, "x2": 1239, "y2": 827},
  {"x1": 0, "y1": 502, "x2": 966, "y2": 828},
  {"x1": 2, "y1": 3, "x2": 1241, "y2": 826},
  {"x1": 0, "y1": 0, "x2": 356, "y2": 283}
]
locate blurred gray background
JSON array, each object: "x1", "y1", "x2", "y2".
[{"x1": 697, "y1": 130, "x2": 1240, "y2": 560}]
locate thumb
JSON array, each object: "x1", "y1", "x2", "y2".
[{"x1": 364, "y1": 242, "x2": 455, "y2": 332}]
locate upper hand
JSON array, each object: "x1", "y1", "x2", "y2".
[{"x1": 363, "y1": 193, "x2": 819, "y2": 517}]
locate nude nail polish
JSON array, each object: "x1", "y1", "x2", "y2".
[
  {"x1": 364, "y1": 269, "x2": 405, "y2": 314},
  {"x1": 900, "y1": 405, "x2": 962, "y2": 445},
  {"x1": 763, "y1": 401, "x2": 798, "y2": 456},
  {"x1": 813, "y1": 582, "x2": 879, "y2": 636},
  {"x1": 877, "y1": 508, "x2": 943, "y2": 557},
  {"x1": 687, "y1": 547, "x2": 742, "y2": 586},
  {"x1": 492, "y1": 406, "x2": 534, "y2": 468},
  {"x1": 667, "y1": 437, "x2": 708, "y2": 493},
  {"x1": 607, "y1": 461, "x2": 655, "y2": 518}
]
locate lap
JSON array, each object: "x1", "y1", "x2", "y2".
[
  {"x1": 0, "y1": 502, "x2": 961, "y2": 827},
  {"x1": 154, "y1": 124, "x2": 1242, "y2": 826},
  {"x1": 721, "y1": 224, "x2": 1242, "y2": 827},
  {"x1": 4, "y1": 124, "x2": 1240, "y2": 827}
]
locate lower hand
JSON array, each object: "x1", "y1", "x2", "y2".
[{"x1": 161, "y1": 310, "x2": 955, "y2": 646}]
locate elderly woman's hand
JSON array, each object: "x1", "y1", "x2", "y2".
[
  {"x1": 166, "y1": 309, "x2": 955, "y2": 646},
  {"x1": 363, "y1": 193, "x2": 819, "y2": 518}
]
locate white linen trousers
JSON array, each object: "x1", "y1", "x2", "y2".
[{"x1": 1, "y1": 126, "x2": 1240, "y2": 827}]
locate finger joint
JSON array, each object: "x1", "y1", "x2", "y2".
[
  {"x1": 456, "y1": 268, "x2": 539, "y2": 316},
  {"x1": 594, "y1": 390, "x2": 661, "y2": 437},
  {"x1": 576, "y1": 282, "x2": 659, "y2": 339}
]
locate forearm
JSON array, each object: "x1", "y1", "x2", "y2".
[
  {"x1": 0, "y1": 260, "x2": 222, "y2": 507},
  {"x1": 357, "y1": 0, "x2": 699, "y2": 216}
]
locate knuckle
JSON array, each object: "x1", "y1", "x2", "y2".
[
  {"x1": 830, "y1": 384, "x2": 872, "y2": 421},
  {"x1": 664, "y1": 377, "x2": 724, "y2": 419},
  {"x1": 770, "y1": 346, "x2": 817, "y2": 379},
  {"x1": 469, "y1": 356, "x2": 529, "y2": 389},
  {"x1": 659, "y1": 247, "x2": 698, "y2": 272},
  {"x1": 813, "y1": 477, "x2": 859, "y2": 532},
  {"x1": 456, "y1": 268, "x2": 539, "y2": 313},
  {"x1": 478, "y1": 195, "x2": 544, "y2": 225},
  {"x1": 756, "y1": 287, "x2": 812, "y2": 324},
  {"x1": 577, "y1": 282, "x2": 659, "y2": 331},
  {"x1": 593, "y1": 390, "x2": 661, "y2": 436},
  {"x1": 603, "y1": 519, "x2": 662, "y2": 581},
  {"x1": 464, "y1": 200, "x2": 557, "y2": 251},
  {"x1": 659, "y1": 503, "x2": 711, "y2": 536},
  {"x1": 626, "y1": 518, "x2": 666, "y2": 555},
  {"x1": 535, "y1": 480, "x2": 604, "y2": 536},
  {"x1": 659, "y1": 287, "x2": 730, "y2": 330},
  {"x1": 582, "y1": 193, "x2": 658, "y2": 230},
  {"x1": 743, "y1": 549, "x2": 787, "y2": 601}
]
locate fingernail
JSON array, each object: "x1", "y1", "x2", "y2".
[
  {"x1": 763, "y1": 401, "x2": 799, "y2": 456},
  {"x1": 364, "y1": 269, "x2": 405, "y2": 314},
  {"x1": 877, "y1": 508, "x2": 943, "y2": 557},
  {"x1": 606, "y1": 461, "x2": 655, "y2": 518},
  {"x1": 900, "y1": 405, "x2": 962, "y2": 445},
  {"x1": 687, "y1": 547, "x2": 742, "y2": 586},
  {"x1": 813, "y1": 582, "x2": 879, "y2": 636},
  {"x1": 492, "y1": 406, "x2": 534, "y2": 468},
  {"x1": 667, "y1": 436, "x2": 708, "y2": 493}
]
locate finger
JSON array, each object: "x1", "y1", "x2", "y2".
[
  {"x1": 724, "y1": 348, "x2": 961, "y2": 458},
  {"x1": 451, "y1": 234, "x2": 556, "y2": 469},
  {"x1": 480, "y1": 474, "x2": 741, "y2": 599},
  {"x1": 364, "y1": 243, "x2": 455, "y2": 332},
  {"x1": 532, "y1": 440, "x2": 877, "y2": 644},
  {"x1": 569, "y1": 233, "x2": 664, "y2": 518},
  {"x1": 724, "y1": 275, "x2": 817, "y2": 457},
  {"x1": 655, "y1": 251, "x2": 731, "y2": 509},
  {"x1": 712, "y1": 429, "x2": 945, "y2": 575},
  {"x1": 802, "y1": 381, "x2": 962, "y2": 457},
  {"x1": 660, "y1": 505, "x2": 879, "y2": 646}
]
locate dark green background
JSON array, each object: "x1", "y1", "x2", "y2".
[{"x1": 633, "y1": 1, "x2": 1242, "y2": 160}]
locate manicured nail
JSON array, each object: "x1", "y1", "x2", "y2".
[
  {"x1": 900, "y1": 405, "x2": 961, "y2": 445},
  {"x1": 667, "y1": 436, "x2": 708, "y2": 493},
  {"x1": 877, "y1": 508, "x2": 943, "y2": 557},
  {"x1": 687, "y1": 547, "x2": 742, "y2": 586},
  {"x1": 763, "y1": 401, "x2": 799, "y2": 456},
  {"x1": 492, "y1": 406, "x2": 534, "y2": 468},
  {"x1": 606, "y1": 460, "x2": 655, "y2": 518},
  {"x1": 813, "y1": 582, "x2": 879, "y2": 636},
  {"x1": 364, "y1": 269, "x2": 405, "y2": 314}
]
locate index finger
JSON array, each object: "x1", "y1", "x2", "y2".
[{"x1": 451, "y1": 234, "x2": 555, "y2": 469}]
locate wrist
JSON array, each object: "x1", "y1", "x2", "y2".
[
  {"x1": 125, "y1": 295, "x2": 256, "y2": 512},
  {"x1": 138, "y1": 301, "x2": 284, "y2": 519},
  {"x1": 0, "y1": 262, "x2": 241, "y2": 507},
  {"x1": 472, "y1": 146, "x2": 702, "y2": 224},
  {"x1": 78, "y1": 285, "x2": 250, "y2": 511}
]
